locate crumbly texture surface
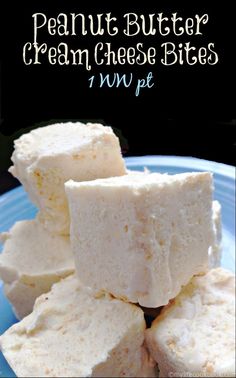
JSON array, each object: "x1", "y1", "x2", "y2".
[
  {"x1": 145, "y1": 268, "x2": 235, "y2": 377},
  {"x1": 0, "y1": 275, "x2": 157, "y2": 377},
  {"x1": 208, "y1": 200, "x2": 222, "y2": 268},
  {"x1": 0, "y1": 220, "x2": 74, "y2": 319},
  {"x1": 9, "y1": 122, "x2": 126, "y2": 235},
  {"x1": 65, "y1": 171, "x2": 214, "y2": 307}
]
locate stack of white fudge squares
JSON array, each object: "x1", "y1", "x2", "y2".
[{"x1": 0, "y1": 122, "x2": 235, "y2": 377}]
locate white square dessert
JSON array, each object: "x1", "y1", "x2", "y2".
[
  {"x1": 145, "y1": 268, "x2": 235, "y2": 377},
  {"x1": 9, "y1": 122, "x2": 126, "y2": 235},
  {"x1": 0, "y1": 220, "x2": 74, "y2": 319},
  {"x1": 0, "y1": 275, "x2": 157, "y2": 377},
  {"x1": 65, "y1": 171, "x2": 214, "y2": 308}
]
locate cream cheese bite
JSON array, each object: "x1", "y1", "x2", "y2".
[
  {"x1": 9, "y1": 122, "x2": 126, "y2": 235},
  {"x1": 0, "y1": 220, "x2": 74, "y2": 319},
  {"x1": 145, "y1": 268, "x2": 235, "y2": 377},
  {"x1": 65, "y1": 171, "x2": 214, "y2": 308},
  {"x1": 142, "y1": 200, "x2": 222, "y2": 320},
  {"x1": 0, "y1": 275, "x2": 157, "y2": 378}
]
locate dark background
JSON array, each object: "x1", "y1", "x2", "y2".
[{"x1": 0, "y1": 1, "x2": 235, "y2": 194}]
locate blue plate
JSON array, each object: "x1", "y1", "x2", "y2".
[{"x1": 0, "y1": 156, "x2": 235, "y2": 378}]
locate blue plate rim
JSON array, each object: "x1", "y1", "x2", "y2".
[{"x1": 125, "y1": 155, "x2": 235, "y2": 179}]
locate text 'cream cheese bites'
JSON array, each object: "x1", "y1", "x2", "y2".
[
  {"x1": 0, "y1": 275, "x2": 157, "y2": 378},
  {"x1": 9, "y1": 122, "x2": 126, "y2": 235},
  {"x1": 145, "y1": 268, "x2": 235, "y2": 377},
  {"x1": 0, "y1": 220, "x2": 75, "y2": 319},
  {"x1": 65, "y1": 171, "x2": 214, "y2": 308}
]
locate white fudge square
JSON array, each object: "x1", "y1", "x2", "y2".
[
  {"x1": 65, "y1": 171, "x2": 214, "y2": 308},
  {"x1": 9, "y1": 122, "x2": 126, "y2": 235},
  {"x1": 0, "y1": 275, "x2": 157, "y2": 378},
  {"x1": 145, "y1": 268, "x2": 235, "y2": 377},
  {"x1": 0, "y1": 220, "x2": 74, "y2": 319}
]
